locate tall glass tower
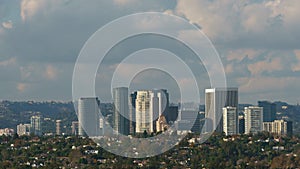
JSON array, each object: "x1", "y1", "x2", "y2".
[
  {"x1": 205, "y1": 88, "x2": 238, "y2": 133},
  {"x1": 30, "y1": 115, "x2": 42, "y2": 136},
  {"x1": 78, "y1": 97, "x2": 100, "y2": 137},
  {"x1": 113, "y1": 87, "x2": 130, "y2": 135}
]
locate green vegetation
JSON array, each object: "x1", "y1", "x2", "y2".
[{"x1": 0, "y1": 132, "x2": 299, "y2": 168}]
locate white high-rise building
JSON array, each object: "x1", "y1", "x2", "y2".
[
  {"x1": 135, "y1": 90, "x2": 153, "y2": 133},
  {"x1": 263, "y1": 120, "x2": 293, "y2": 136},
  {"x1": 113, "y1": 87, "x2": 129, "y2": 135},
  {"x1": 205, "y1": 88, "x2": 238, "y2": 133},
  {"x1": 222, "y1": 107, "x2": 238, "y2": 136},
  {"x1": 78, "y1": 97, "x2": 100, "y2": 137},
  {"x1": 56, "y1": 120, "x2": 62, "y2": 135},
  {"x1": 17, "y1": 124, "x2": 31, "y2": 136},
  {"x1": 244, "y1": 106, "x2": 263, "y2": 134}
]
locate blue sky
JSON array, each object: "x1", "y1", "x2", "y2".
[{"x1": 0, "y1": 0, "x2": 300, "y2": 104}]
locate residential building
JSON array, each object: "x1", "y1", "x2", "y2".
[
  {"x1": 263, "y1": 120, "x2": 293, "y2": 135},
  {"x1": 223, "y1": 107, "x2": 238, "y2": 135},
  {"x1": 56, "y1": 120, "x2": 62, "y2": 135},
  {"x1": 17, "y1": 124, "x2": 31, "y2": 136},
  {"x1": 244, "y1": 106, "x2": 263, "y2": 134}
]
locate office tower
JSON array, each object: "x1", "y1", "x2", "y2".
[
  {"x1": 166, "y1": 105, "x2": 179, "y2": 123},
  {"x1": 222, "y1": 107, "x2": 238, "y2": 136},
  {"x1": 135, "y1": 90, "x2": 153, "y2": 133},
  {"x1": 17, "y1": 124, "x2": 31, "y2": 136},
  {"x1": 129, "y1": 92, "x2": 137, "y2": 135},
  {"x1": 154, "y1": 89, "x2": 169, "y2": 117},
  {"x1": 71, "y1": 121, "x2": 79, "y2": 135},
  {"x1": 31, "y1": 116, "x2": 42, "y2": 136},
  {"x1": 238, "y1": 115, "x2": 245, "y2": 134},
  {"x1": 205, "y1": 88, "x2": 238, "y2": 133},
  {"x1": 244, "y1": 106, "x2": 263, "y2": 134},
  {"x1": 56, "y1": 120, "x2": 62, "y2": 135},
  {"x1": 78, "y1": 97, "x2": 100, "y2": 137},
  {"x1": 258, "y1": 101, "x2": 276, "y2": 122},
  {"x1": 113, "y1": 87, "x2": 130, "y2": 135},
  {"x1": 263, "y1": 120, "x2": 293, "y2": 136},
  {"x1": 156, "y1": 115, "x2": 168, "y2": 132}
]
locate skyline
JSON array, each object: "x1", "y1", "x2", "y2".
[{"x1": 0, "y1": 0, "x2": 300, "y2": 104}]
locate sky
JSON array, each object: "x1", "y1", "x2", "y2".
[{"x1": 0, "y1": 0, "x2": 300, "y2": 104}]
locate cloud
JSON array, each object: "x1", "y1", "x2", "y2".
[
  {"x1": 0, "y1": 57, "x2": 16, "y2": 66},
  {"x1": 226, "y1": 49, "x2": 262, "y2": 61},
  {"x1": 2, "y1": 21, "x2": 13, "y2": 29},
  {"x1": 292, "y1": 50, "x2": 300, "y2": 71},
  {"x1": 175, "y1": 0, "x2": 300, "y2": 49},
  {"x1": 248, "y1": 57, "x2": 283, "y2": 75},
  {"x1": 20, "y1": 0, "x2": 42, "y2": 21},
  {"x1": 238, "y1": 76, "x2": 299, "y2": 93},
  {"x1": 113, "y1": 0, "x2": 137, "y2": 6},
  {"x1": 44, "y1": 65, "x2": 58, "y2": 80},
  {"x1": 0, "y1": 0, "x2": 299, "y2": 103},
  {"x1": 17, "y1": 83, "x2": 29, "y2": 92}
]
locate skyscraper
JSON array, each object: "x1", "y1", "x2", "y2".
[
  {"x1": 134, "y1": 89, "x2": 170, "y2": 134},
  {"x1": 166, "y1": 105, "x2": 179, "y2": 123},
  {"x1": 258, "y1": 101, "x2": 276, "y2": 122},
  {"x1": 129, "y1": 92, "x2": 137, "y2": 135},
  {"x1": 244, "y1": 106, "x2": 263, "y2": 134},
  {"x1": 78, "y1": 97, "x2": 100, "y2": 137},
  {"x1": 238, "y1": 115, "x2": 245, "y2": 134},
  {"x1": 205, "y1": 88, "x2": 238, "y2": 133},
  {"x1": 223, "y1": 107, "x2": 238, "y2": 136},
  {"x1": 135, "y1": 90, "x2": 153, "y2": 133},
  {"x1": 56, "y1": 120, "x2": 62, "y2": 135},
  {"x1": 154, "y1": 89, "x2": 169, "y2": 117},
  {"x1": 113, "y1": 87, "x2": 130, "y2": 135},
  {"x1": 31, "y1": 116, "x2": 42, "y2": 136}
]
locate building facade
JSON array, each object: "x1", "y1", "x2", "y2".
[
  {"x1": 135, "y1": 90, "x2": 153, "y2": 133},
  {"x1": 238, "y1": 115, "x2": 245, "y2": 134},
  {"x1": 223, "y1": 107, "x2": 238, "y2": 136},
  {"x1": 17, "y1": 124, "x2": 31, "y2": 136},
  {"x1": 56, "y1": 120, "x2": 62, "y2": 135},
  {"x1": 78, "y1": 97, "x2": 100, "y2": 137},
  {"x1": 156, "y1": 115, "x2": 168, "y2": 132},
  {"x1": 258, "y1": 101, "x2": 276, "y2": 122},
  {"x1": 244, "y1": 106, "x2": 263, "y2": 134},
  {"x1": 205, "y1": 88, "x2": 238, "y2": 133},
  {"x1": 71, "y1": 121, "x2": 79, "y2": 135},
  {"x1": 31, "y1": 116, "x2": 42, "y2": 136},
  {"x1": 129, "y1": 92, "x2": 137, "y2": 135},
  {"x1": 113, "y1": 87, "x2": 130, "y2": 135},
  {"x1": 263, "y1": 120, "x2": 293, "y2": 135}
]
